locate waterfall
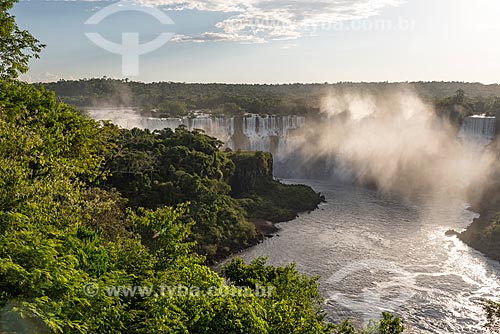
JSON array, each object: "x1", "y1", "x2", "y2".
[
  {"x1": 86, "y1": 108, "x2": 305, "y2": 156},
  {"x1": 238, "y1": 115, "x2": 306, "y2": 156},
  {"x1": 458, "y1": 115, "x2": 496, "y2": 146}
]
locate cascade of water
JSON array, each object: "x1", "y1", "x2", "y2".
[
  {"x1": 458, "y1": 115, "x2": 496, "y2": 146},
  {"x1": 87, "y1": 108, "x2": 306, "y2": 155},
  {"x1": 238, "y1": 115, "x2": 306, "y2": 154}
]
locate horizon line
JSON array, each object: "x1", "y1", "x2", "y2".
[{"x1": 29, "y1": 78, "x2": 500, "y2": 86}]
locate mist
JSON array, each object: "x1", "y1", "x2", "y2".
[
  {"x1": 86, "y1": 86, "x2": 498, "y2": 204},
  {"x1": 284, "y1": 88, "x2": 497, "y2": 203}
]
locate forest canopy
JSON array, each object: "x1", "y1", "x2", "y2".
[{"x1": 43, "y1": 78, "x2": 500, "y2": 117}]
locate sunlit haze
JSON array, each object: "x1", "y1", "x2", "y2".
[{"x1": 14, "y1": 0, "x2": 500, "y2": 83}]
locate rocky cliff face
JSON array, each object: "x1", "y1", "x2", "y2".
[
  {"x1": 227, "y1": 151, "x2": 273, "y2": 195},
  {"x1": 226, "y1": 150, "x2": 324, "y2": 224},
  {"x1": 460, "y1": 210, "x2": 500, "y2": 262}
]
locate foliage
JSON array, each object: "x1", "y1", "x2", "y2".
[
  {"x1": 215, "y1": 102, "x2": 245, "y2": 116},
  {"x1": 223, "y1": 258, "x2": 407, "y2": 334},
  {"x1": 0, "y1": 79, "x2": 131, "y2": 333},
  {"x1": 43, "y1": 79, "x2": 323, "y2": 116},
  {"x1": 460, "y1": 209, "x2": 500, "y2": 263},
  {"x1": 99, "y1": 132, "x2": 324, "y2": 261},
  {"x1": 0, "y1": 0, "x2": 44, "y2": 78},
  {"x1": 98, "y1": 126, "x2": 259, "y2": 261},
  {"x1": 237, "y1": 179, "x2": 325, "y2": 222},
  {"x1": 483, "y1": 213, "x2": 500, "y2": 240},
  {"x1": 228, "y1": 151, "x2": 274, "y2": 194},
  {"x1": 0, "y1": 79, "x2": 341, "y2": 334},
  {"x1": 483, "y1": 300, "x2": 500, "y2": 333},
  {"x1": 228, "y1": 151, "x2": 324, "y2": 222},
  {"x1": 332, "y1": 320, "x2": 356, "y2": 334},
  {"x1": 42, "y1": 78, "x2": 500, "y2": 119},
  {"x1": 147, "y1": 100, "x2": 188, "y2": 117},
  {"x1": 378, "y1": 313, "x2": 405, "y2": 334},
  {"x1": 330, "y1": 313, "x2": 404, "y2": 334},
  {"x1": 223, "y1": 257, "x2": 334, "y2": 334}
]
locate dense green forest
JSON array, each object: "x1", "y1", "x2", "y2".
[
  {"x1": 2, "y1": 0, "x2": 500, "y2": 332},
  {"x1": 96, "y1": 125, "x2": 323, "y2": 261},
  {"x1": 2, "y1": 80, "x2": 498, "y2": 332},
  {"x1": 0, "y1": 1, "x2": 411, "y2": 332},
  {"x1": 42, "y1": 78, "x2": 500, "y2": 118}
]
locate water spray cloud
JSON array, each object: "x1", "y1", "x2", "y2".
[{"x1": 287, "y1": 88, "x2": 496, "y2": 202}]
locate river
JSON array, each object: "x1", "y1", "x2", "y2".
[{"x1": 236, "y1": 178, "x2": 500, "y2": 333}]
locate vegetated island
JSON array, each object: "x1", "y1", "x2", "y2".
[{"x1": 98, "y1": 123, "x2": 325, "y2": 263}]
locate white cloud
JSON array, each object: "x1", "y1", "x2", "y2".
[
  {"x1": 20, "y1": 71, "x2": 71, "y2": 83},
  {"x1": 154, "y1": 0, "x2": 406, "y2": 43},
  {"x1": 55, "y1": 0, "x2": 407, "y2": 43},
  {"x1": 172, "y1": 32, "x2": 267, "y2": 44}
]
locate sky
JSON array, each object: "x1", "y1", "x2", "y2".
[{"x1": 12, "y1": 0, "x2": 500, "y2": 83}]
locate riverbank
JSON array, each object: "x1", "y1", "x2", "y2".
[
  {"x1": 212, "y1": 178, "x2": 325, "y2": 262},
  {"x1": 459, "y1": 151, "x2": 500, "y2": 263},
  {"x1": 459, "y1": 209, "x2": 500, "y2": 262},
  {"x1": 210, "y1": 195, "x2": 322, "y2": 264},
  {"x1": 228, "y1": 150, "x2": 325, "y2": 224},
  {"x1": 249, "y1": 218, "x2": 279, "y2": 237}
]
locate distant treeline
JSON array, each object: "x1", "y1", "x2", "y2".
[{"x1": 40, "y1": 78, "x2": 500, "y2": 117}]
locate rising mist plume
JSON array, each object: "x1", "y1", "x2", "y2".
[{"x1": 286, "y1": 88, "x2": 497, "y2": 203}]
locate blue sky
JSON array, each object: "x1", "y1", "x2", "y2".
[{"x1": 13, "y1": 0, "x2": 500, "y2": 83}]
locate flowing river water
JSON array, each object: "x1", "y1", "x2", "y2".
[{"x1": 236, "y1": 178, "x2": 500, "y2": 333}]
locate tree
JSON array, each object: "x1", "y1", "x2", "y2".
[
  {"x1": 0, "y1": 0, "x2": 44, "y2": 78},
  {"x1": 158, "y1": 100, "x2": 188, "y2": 116},
  {"x1": 455, "y1": 89, "x2": 465, "y2": 101},
  {"x1": 484, "y1": 300, "x2": 500, "y2": 333}
]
